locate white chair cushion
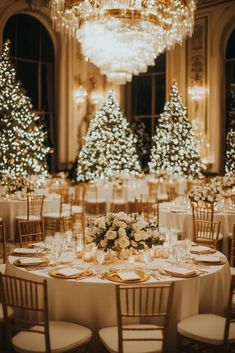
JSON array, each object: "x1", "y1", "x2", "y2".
[
  {"x1": 0, "y1": 304, "x2": 14, "y2": 322},
  {"x1": 99, "y1": 324, "x2": 163, "y2": 353},
  {"x1": 195, "y1": 232, "x2": 223, "y2": 241},
  {"x1": 177, "y1": 314, "x2": 235, "y2": 345},
  {"x1": 17, "y1": 215, "x2": 41, "y2": 221},
  {"x1": 43, "y1": 212, "x2": 71, "y2": 218},
  {"x1": 12, "y1": 320, "x2": 92, "y2": 353},
  {"x1": 0, "y1": 264, "x2": 6, "y2": 274},
  {"x1": 71, "y1": 205, "x2": 82, "y2": 214}
]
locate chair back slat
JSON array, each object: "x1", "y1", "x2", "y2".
[
  {"x1": 27, "y1": 195, "x2": 45, "y2": 220},
  {"x1": 193, "y1": 220, "x2": 220, "y2": 248},
  {"x1": 192, "y1": 202, "x2": 214, "y2": 222},
  {"x1": 0, "y1": 273, "x2": 51, "y2": 352},
  {"x1": 116, "y1": 283, "x2": 174, "y2": 353},
  {"x1": 0, "y1": 219, "x2": 6, "y2": 263},
  {"x1": 230, "y1": 224, "x2": 235, "y2": 267},
  {"x1": 18, "y1": 219, "x2": 43, "y2": 247}
]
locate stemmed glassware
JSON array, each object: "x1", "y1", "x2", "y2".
[{"x1": 95, "y1": 249, "x2": 105, "y2": 274}]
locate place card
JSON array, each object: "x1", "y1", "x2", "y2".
[{"x1": 117, "y1": 271, "x2": 140, "y2": 281}]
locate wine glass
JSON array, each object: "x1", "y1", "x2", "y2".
[
  {"x1": 51, "y1": 242, "x2": 63, "y2": 265},
  {"x1": 95, "y1": 249, "x2": 105, "y2": 274},
  {"x1": 143, "y1": 249, "x2": 151, "y2": 269}
]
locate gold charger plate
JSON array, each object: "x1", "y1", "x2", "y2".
[
  {"x1": 162, "y1": 269, "x2": 200, "y2": 278},
  {"x1": 103, "y1": 269, "x2": 150, "y2": 283},
  {"x1": 13, "y1": 257, "x2": 49, "y2": 267},
  {"x1": 49, "y1": 267, "x2": 93, "y2": 279}
]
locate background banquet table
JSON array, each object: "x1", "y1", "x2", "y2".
[
  {"x1": 6, "y1": 253, "x2": 231, "y2": 353},
  {"x1": 159, "y1": 205, "x2": 235, "y2": 257},
  {"x1": 0, "y1": 196, "x2": 61, "y2": 241}
]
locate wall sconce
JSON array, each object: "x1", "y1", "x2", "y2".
[
  {"x1": 73, "y1": 74, "x2": 103, "y2": 109},
  {"x1": 74, "y1": 75, "x2": 87, "y2": 106},
  {"x1": 188, "y1": 81, "x2": 206, "y2": 101}
]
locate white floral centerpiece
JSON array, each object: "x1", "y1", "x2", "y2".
[
  {"x1": 85, "y1": 212, "x2": 164, "y2": 252},
  {"x1": 188, "y1": 183, "x2": 221, "y2": 204},
  {"x1": 0, "y1": 173, "x2": 35, "y2": 195},
  {"x1": 210, "y1": 175, "x2": 235, "y2": 197}
]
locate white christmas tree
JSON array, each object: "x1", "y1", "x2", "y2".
[
  {"x1": 225, "y1": 84, "x2": 235, "y2": 175},
  {"x1": 76, "y1": 91, "x2": 141, "y2": 182},
  {"x1": 0, "y1": 41, "x2": 49, "y2": 182},
  {"x1": 149, "y1": 81, "x2": 205, "y2": 178}
]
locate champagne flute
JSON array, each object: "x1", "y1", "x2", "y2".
[{"x1": 95, "y1": 249, "x2": 105, "y2": 274}]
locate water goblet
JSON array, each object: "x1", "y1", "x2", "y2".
[
  {"x1": 173, "y1": 245, "x2": 184, "y2": 262},
  {"x1": 95, "y1": 249, "x2": 105, "y2": 274},
  {"x1": 143, "y1": 249, "x2": 151, "y2": 269},
  {"x1": 51, "y1": 242, "x2": 63, "y2": 265}
]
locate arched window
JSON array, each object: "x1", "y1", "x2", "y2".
[
  {"x1": 125, "y1": 54, "x2": 166, "y2": 168},
  {"x1": 3, "y1": 14, "x2": 55, "y2": 171},
  {"x1": 225, "y1": 29, "x2": 235, "y2": 135}
]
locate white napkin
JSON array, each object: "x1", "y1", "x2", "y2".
[
  {"x1": 164, "y1": 267, "x2": 195, "y2": 276},
  {"x1": 17, "y1": 258, "x2": 44, "y2": 265},
  {"x1": 13, "y1": 248, "x2": 40, "y2": 254},
  {"x1": 57, "y1": 268, "x2": 83, "y2": 277},
  {"x1": 117, "y1": 271, "x2": 140, "y2": 281},
  {"x1": 195, "y1": 255, "x2": 222, "y2": 263},
  {"x1": 190, "y1": 246, "x2": 214, "y2": 254}
]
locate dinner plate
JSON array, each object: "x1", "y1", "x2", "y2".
[
  {"x1": 49, "y1": 267, "x2": 93, "y2": 279},
  {"x1": 13, "y1": 257, "x2": 49, "y2": 267},
  {"x1": 103, "y1": 269, "x2": 150, "y2": 283}
]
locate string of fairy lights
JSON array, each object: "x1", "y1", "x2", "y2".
[{"x1": 0, "y1": 41, "x2": 49, "y2": 185}]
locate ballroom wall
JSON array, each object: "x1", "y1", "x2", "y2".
[{"x1": 0, "y1": 0, "x2": 235, "y2": 174}]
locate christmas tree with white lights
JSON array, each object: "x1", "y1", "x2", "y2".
[
  {"x1": 0, "y1": 41, "x2": 49, "y2": 182},
  {"x1": 76, "y1": 91, "x2": 141, "y2": 182},
  {"x1": 130, "y1": 118, "x2": 151, "y2": 171},
  {"x1": 225, "y1": 83, "x2": 235, "y2": 175},
  {"x1": 149, "y1": 81, "x2": 205, "y2": 178}
]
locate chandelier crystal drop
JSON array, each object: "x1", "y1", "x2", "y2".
[{"x1": 50, "y1": 0, "x2": 197, "y2": 84}]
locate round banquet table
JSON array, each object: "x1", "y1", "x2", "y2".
[
  {"x1": 6, "y1": 250, "x2": 231, "y2": 353},
  {"x1": 159, "y1": 205, "x2": 235, "y2": 258},
  {"x1": 0, "y1": 196, "x2": 61, "y2": 242}
]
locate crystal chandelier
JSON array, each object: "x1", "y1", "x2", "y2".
[{"x1": 50, "y1": 0, "x2": 197, "y2": 84}]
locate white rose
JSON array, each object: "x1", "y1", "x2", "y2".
[
  {"x1": 134, "y1": 232, "x2": 144, "y2": 242},
  {"x1": 106, "y1": 229, "x2": 117, "y2": 240},
  {"x1": 118, "y1": 228, "x2": 127, "y2": 238},
  {"x1": 116, "y1": 236, "x2": 130, "y2": 249},
  {"x1": 100, "y1": 239, "x2": 108, "y2": 248}
]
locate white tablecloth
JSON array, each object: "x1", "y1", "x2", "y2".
[
  {"x1": 159, "y1": 206, "x2": 235, "y2": 258},
  {"x1": 0, "y1": 197, "x2": 61, "y2": 241},
  {"x1": 6, "y1": 252, "x2": 231, "y2": 353}
]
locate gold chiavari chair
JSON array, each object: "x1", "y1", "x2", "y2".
[
  {"x1": 43, "y1": 195, "x2": 72, "y2": 236},
  {"x1": 17, "y1": 195, "x2": 45, "y2": 221},
  {"x1": 0, "y1": 273, "x2": 92, "y2": 353},
  {"x1": 230, "y1": 224, "x2": 235, "y2": 267},
  {"x1": 148, "y1": 180, "x2": 159, "y2": 201},
  {"x1": 177, "y1": 275, "x2": 235, "y2": 353},
  {"x1": 192, "y1": 202, "x2": 214, "y2": 223},
  {"x1": 18, "y1": 219, "x2": 44, "y2": 247},
  {"x1": 193, "y1": 220, "x2": 221, "y2": 249},
  {"x1": 135, "y1": 197, "x2": 159, "y2": 225},
  {"x1": 110, "y1": 182, "x2": 128, "y2": 213},
  {"x1": 83, "y1": 183, "x2": 106, "y2": 215},
  {"x1": 99, "y1": 282, "x2": 175, "y2": 353},
  {"x1": 166, "y1": 182, "x2": 178, "y2": 202},
  {"x1": 0, "y1": 218, "x2": 6, "y2": 264}
]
